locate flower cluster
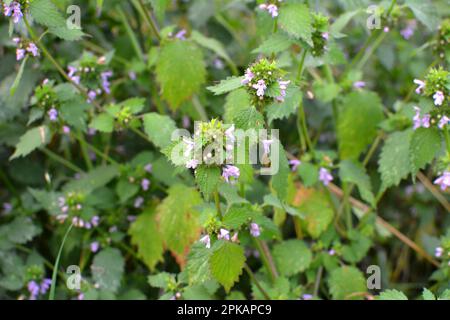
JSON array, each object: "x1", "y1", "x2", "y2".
[
  {"x1": 55, "y1": 192, "x2": 100, "y2": 229},
  {"x1": 401, "y1": 20, "x2": 417, "y2": 40},
  {"x1": 12, "y1": 37, "x2": 38, "y2": 61},
  {"x1": 27, "y1": 278, "x2": 51, "y2": 300},
  {"x1": 435, "y1": 19, "x2": 450, "y2": 60},
  {"x1": 66, "y1": 54, "x2": 113, "y2": 104},
  {"x1": 258, "y1": 1, "x2": 283, "y2": 18},
  {"x1": 241, "y1": 58, "x2": 290, "y2": 104},
  {"x1": 30, "y1": 80, "x2": 63, "y2": 123},
  {"x1": 2, "y1": 0, "x2": 26, "y2": 24},
  {"x1": 119, "y1": 162, "x2": 153, "y2": 209},
  {"x1": 200, "y1": 223, "x2": 261, "y2": 250},
  {"x1": 310, "y1": 13, "x2": 330, "y2": 57}
]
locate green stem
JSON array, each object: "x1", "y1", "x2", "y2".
[
  {"x1": 41, "y1": 148, "x2": 84, "y2": 174},
  {"x1": 135, "y1": 0, "x2": 161, "y2": 42},
  {"x1": 117, "y1": 5, "x2": 145, "y2": 62},
  {"x1": 49, "y1": 223, "x2": 74, "y2": 300},
  {"x1": 214, "y1": 190, "x2": 222, "y2": 217},
  {"x1": 244, "y1": 264, "x2": 271, "y2": 300},
  {"x1": 77, "y1": 131, "x2": 94, "y2": 170},
  {"x1": 253, "y1": 238, "x2": 278, "y2": 283}
]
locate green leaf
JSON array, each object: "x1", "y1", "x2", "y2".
[
  {"x1": 378, "y1": 130, "x2": 414, "y2": 192},
  {"x1": 339, "y1": 160, "x2": 375, "y2": 207},
  {"x1": 209, "y1": 241, "x2": 245, "y2": 292},
  {"x1": 129, "y1": 208, "x2": 164, "y2": 271},
  {"x1": 90, "y1": 113, "x2": 114, "y2": 133},
  {"x1": 29, "y1": 0, "x2": 66, "y2": 28},
  {"x1": 142, "y1": 112, "x2": 177, "y2": 149},
  {"x1": 48, "y1": 26, "x2": 85, "y2": 41},
  {"x1": 60, "y1": 99, "x2": 90, "y2": 131},
  {"x1": 328, "y1": 266, "x2": 367, "y2": 300},
  {"x1": 270, "y1": 144, "x2": 290, "y2": 201},
  {"x1": 224, "y1": 89, "x2": 251, "y2": 123},
  {"x1": 252, "y1": 33, "x2": 293, "y2": 55},
  {"x1": 233, "y1": 107, "x2": 265, "y2": 130},
  {"x1": 10, "y1": 126, "x2": 52, "y2": 160},
  {"x1": 405, "y1": 0, "x2": 439, "y2": 31},
  {"x1": 341, "y1": 230, "x2": 372, "y2": 264},
  {"x1": 156, "y1": 40, "x2": 206, "y2": 109},
  {"x1": 115, "y1": 179, "x2": 139, "y2": 204},
  {"x1": 207, "y1": 76, "x2": 244, "y2": 96},
  {"x1": 10, "y1": 56, "x2": 28, "y2": 96},
  {"x1": 64, "y1": 165, "x2": 119, "y2": 194},
  {"x1": 91, "y1": 248, "x2": 125, "y2": 293},
  {"x1": 148, "y1": 0, "x2": 170, "y2": 23},
  {"x1": 222, "y1": 203, "x2": 258, "y2": 230},
  {"x1": 298, "y1": 190, "x2": 334, "y2": 238},
  {"x1": 410, "y1": 127, "x2": 441, "y2": 174},
  {"x1": 185, "y1": 243, "x2": 213, "y2": 285},
  {"x1": 278, "y1": 4, "x2": 313, "y2": 46},
  {"x1": 337, "y1": 92, "x2": 384, "y2": 160},
  {"x1": 379, "y1": 289, "x2": 408, "y2": 300},
  {"x1": 0, "y1": 217, "x2": 41, "y2": 244},
  {"x1": 148, "y1": 272, "x2": 175, "y2": 290},
  {"x1": 273, "y1": 240, "x2": 312, "y2": 277},
  {"x1": 195, "y1": 165, "x2": 222, "y2": 200},
  {"x1": 422, "y1": 288, "x2": 436, "y2": 300},
  {"x1": 191, "y1": 30, "x2": 232, "y2": 65},
  {"x1": 266, "y1": 87, "x2": 302, "y2": 124},
  {"x1": 157, "y1": 185, "x2": 203, "y2": 261}
]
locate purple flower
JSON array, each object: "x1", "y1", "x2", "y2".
[
  {"x1": 128, "y1": 71, "x2": 137, "y2": 81},
  {"x1": 87, "y1": 90, "x2": 97, "y2": 103},
  {"x1": 433, "y1": 91, "x2": 445, "y2": 106},
  {"x1": 144, "y1": 163, "x2": 153, "y2": 173},
  {"x1": 68, "y1": 66, "x2": 81, "y2": 85},
  {"x1": 319, "y1": 168, "x2": 333, "y2": 186},
  {"x1": 141, "y1": 178, "x2": 150, "y2": 191},
  {"x1": 27, "y1": 281, "x2": 40, "y2": 300},
  {"x1": 322, "y1": 32, "x2": 329, "y2": 40},
  {"x1": 242, "y1": 68, "x2": 255, "y2": 85},
  {"x1": 222, "y1": 165, "x2": 240, "y2": 183},
  {"x1": 383, "y1": 26, "x2": 390, "y2": 33},
  {"x1": 186, "y1": 159, "x2": 199, "y2": 169},
  {"x1": 200, "y1": 235, "x2": 211, "y2": 249},
  {"x1": 302, "y1": 294, "x2": 313, "y2": 300},
  {"x1": 4, "y1": 2, "x2": 23, "y2": 24},
  {"x1": 434, "y1": 172, "x2": 450, "y2": 191},
  {"x1": 289, "y1": 159, "x2": 301, "y2": 172},
  {"x1": 250, "y1": 223, "x2": 261, "y2": 237},
  {"x1": 213, "y1": 58, "x2": 224, "y2": 70},
  {"x1": 91, "y1": 216, "x2": 100, "y2": 227},
  {"x1": 276, "y1": 80, "x2": 290, "y2": 102},
  {"x1": 262, "y1": 139, "x2": 273, "y2": 155},
  {"x1": 26, "y1": 43, "x2": 39, "y2": 57},
  {"x1": 414, "y1": 79, "x2": 425, "y2": 94},
  {"x1": 225, "y1": 124, "x2": 236, "y2": 145},
  {"x1": 328, "y1": 249, "x2": 336, "y2": 256},
  {"x1": 175, "y1": 29, "x2": 187, "y2": 40},
  {"x1": 63, "y1": 126, "x2": 71, "y2": 134},
  {"x1": 90, "y1": 241, "x2": 100, "y2": 253},
  {"x1": 218, "y1": 228, "x2": 230, "y2": 241},
  {"x1": 259, "y1": 4, "x2": 278, "y2": 18},
  {"x1": 77, "y1": 293, "x2": 85, "y2": 300},
  {"x1": 400, "y1": 20, "x2": 417, "y2": 40},
  {"x1": 48, "y1": 108, "x2": 58, "y2": 122},
  {"x1": 413, "y1": 107, "x2": 430, "y2": 130},
  {"x1": 2, "y1": 202, "x2": 12, "y2": 214},
  {"x1": 435, "y1": 246, "x2": 443, "y2": 258},
  {"x1": 353, "y1": 81, "x2": 366, "y2": 89},
  {"x1": 253, "y1": 80, "x2": 267, "y2": 97},
  {"x1": 101, "y1": 71, "x2": 113, "y2": 94},
  {"x1": 16, "y1": 48, "x2": 25, "y2": 61},
  {"x1": 134, "y1": 196, "x2": 144, "y2": 208},
  {"x1": 40, "y1": 279, "x2": 51, "y2": 294},
  {"x1": 439, "y1": 116, "x2": 450, "y2": 129}
]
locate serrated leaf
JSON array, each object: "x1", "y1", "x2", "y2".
[
  {"x1": 90, "y1": 113, "x2": 114, "y2": 133},
  {"x1": 185, "y1": 243, "x2": 213, "y2": 285},
  {"x1": 379, "y1": 289, "x2": 408, "y2": 300},
  {"x1": 405, "y1": 0, "x2": 439, "y2": 31},
  {"x1": 49, "y1": 26, "x2": 85, "y2": 41},
  {"x1": 422, "y1": 288, "x2": 436, "y2": 300},
  {"x1": 91, "y1": 248, "x2": 124, "y2": 293},
  {"x1": 207, "y1": 76, "x2": 244, "y2": 96},
  {"x1": 156, "y1": 40, "x2": 206, "y2": 109},
  {"x1": 297, "y1": 189, "x2": 334, "y2": 238},
  {"x1": 339, "y1": 160, "x2": 375, "y2": 207},
  {"x1": 0, "y1": 217, "x2": 41, "y2": 244},
  {"x1": 328, "y1": 266, "x2": 367, "y2": 300},
  {"x1": 224, "y1": 89, "x2": 251, "y2": 123},
  {"x1": 378, "y1": 130, "x2": 414, "y2": 192},
  {"x1": 60, "y1": 99, "x2": 90, "y2": 131},
  {"x1": 233, "y1": 107, "x2": 265, "y2": 130},
  {"x1": 157, "y1": 184, "x2": 203, "y2": 265},
  {"x1": 63, "y1": 165, "x2": 119, "y2": 194},
  {"x1": 195, "y1": 165, "x2": 222, "y2": 199},
  {"x1": 30, "y1": 0, "x2": 66, "y2": 28},
  {"x1": 266, "y1": 87, "x2": 302, "y2": 124},
  {"x1": 252, "y1": 33, "x2": 293, "y2": 55},
  {"x1": 410, "y1": 128, "x2": 441, "y2": 174},
  {"x1": 337, "y1": 92, "x2": 384, "y2": 160},
  {"x1": 10, "y1": 126, "x2": 51, "y2": 160},
  {"x1": 129, "y1": 208, "x2": 164, "y2": 271},
  {"x1": 142, "y1": 112, "x2": 177, "y2": 149},
  {"x1": 273, "y1": 240, "x2": 312, "y2": 277},
  {"x1": 278, "y1": 4, "x2": 313, "y2": 46},
  {"x1": 222, "y1": 203, "x2": 257, "y2": 230},
  {"x1": 209, "y1": 241, "x2": 245, "y2": 292}
]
